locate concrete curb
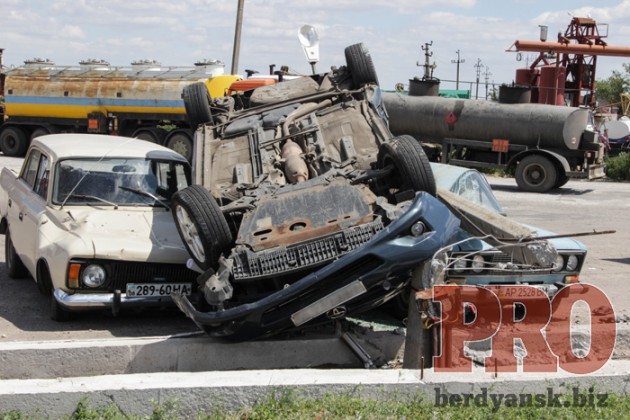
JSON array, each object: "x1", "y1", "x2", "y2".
[
  {"x1": 0, "y1": 329, "x2": 406, "y2": 380},
  {"x1": 1, "y1": 363, "x2": 629, "y2": 417}
]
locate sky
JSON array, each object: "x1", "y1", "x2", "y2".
[{"x1": 2, "y1": 0, "x2": 630, "y2": 93}]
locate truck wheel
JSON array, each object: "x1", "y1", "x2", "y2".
[
  {"x1": 555, "y1": 172, "x2": 569, "y2": 189},
  {"x1": 134, "y1": 127, "x2": 167, "y2": 144},
  {"x1": 0, "y1": 127, "x2": 29, "y2": 157},
  {"x1": 515, "y1": 155, "x2": 558, "y2": 193},
  {"x1": 166, "y1": 131, "x2": 194, "y2": 161},
  {"x1": 377, "y1": 135, "x2": 436, "y2": 198},
  {"x1": 345, "y1": 43, "x2": 379, "y2": 88},
  {"x1": 183, "y1": 82, "x2": 213, "y2": 128},
  {"x1": 5, "y1": 229, "x2": 28, "y2": 279},
  {"x1": 172, "y1": 185, "x2": 233, "y2": 271},
  {"x1": 30, "y1": 128, "x2": 50, "y2": 140}
]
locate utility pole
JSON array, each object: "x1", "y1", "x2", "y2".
[
  {"x1": 474, "y1": 58, "x2": 483, "y2": 100},
  {"x1": 418, "y1": 41, "x2": 433, "y2": 79},
  {"x1": 484, "y1": 67, "x2": 492, "y2": 100},
  {"x1": 451, "y1": 49, "x2": 465, "y2": 90},
  {"x1": 231, "y1": 0, "x2": 245, "y2": 75}
]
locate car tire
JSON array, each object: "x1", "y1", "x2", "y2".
[
  {"x1": 171, "y1": 185, "x2": 233, "y2": 271},
  {"x1": 0, "y1": 126, "x2": 29, "y2": 157},
  {"x1": 5, "y1": 229, "x2": 28, "y2": 279},
  {"x1": 182, "y1": 82, "x2": 213, "y2": 128},
  {"x1": 50, "y1": 297, "x2": 73, "y2": 322},
  {"x1": 377, "y1": 135, "x2": 437, "y2": 197},
  {"x1": 36, "y1": 261, "x2": 54, "y2": 296},
  {"x1": 515, "y1": 155, "x2": 557, "y2": 193},
  {"x1": 345, "y1": 43, "x2": 379, "y2": 88}
]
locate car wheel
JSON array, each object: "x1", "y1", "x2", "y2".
[
  {"x1": 182, "y1": 82, "x2": 213, "y2": 128},
  {"x1": 5, "y1": 229, "x2": 28, "y2": 279},
  {"x1": 0, "y1": 126, "x2": 29, "y2": 157},
  {"x1": 171, "y1": 185, "x2": 233, "y2": 271},
  {"x1": 50, "y1": 296, "x2": 73, "y2": 322},
  {"x1": 36, "y1": 261, "x2": 54, "y2": 296},
  {"x1": 515, "y1": 155, "x2": 557, "y2": 193},
  {"x1": 377, "y1": 135, "x2": 436, "y2": 198},
  {"x1": 344, "y1": 43, "x2": 379, "y2": 88}
]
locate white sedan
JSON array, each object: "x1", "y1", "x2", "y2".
[{"x1": 0, "y1": 134, "x2": 197, "y2": 320}]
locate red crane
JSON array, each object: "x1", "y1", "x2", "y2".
[{"x1": 509, "y1": 17, "x2": 630, "y2": 108}]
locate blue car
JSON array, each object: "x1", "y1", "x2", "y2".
[{"x1": 432, "y1": 162, "x2": 585, "y2": 293}]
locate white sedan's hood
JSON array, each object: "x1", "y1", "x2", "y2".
[{"x1": 51, "y1": 208, "x2": 188, "y2": 263}]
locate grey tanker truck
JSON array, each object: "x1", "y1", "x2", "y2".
[{"x1": 382, "y1": 92, "x2": 606, "y2": 192}]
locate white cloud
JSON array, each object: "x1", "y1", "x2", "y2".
[{"x1": 2, "y1": 0, "x2": 629, "y2": 88}]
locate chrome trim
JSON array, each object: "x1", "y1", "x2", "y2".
[{"x1": 53, "y1": 288, "x2": 182, "y2": 310}]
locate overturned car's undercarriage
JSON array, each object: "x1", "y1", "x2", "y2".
[{"x1": 168, "y1": 43, "x2": 571, "y2": 340}]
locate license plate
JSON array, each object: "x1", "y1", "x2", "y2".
[
  {"x1": 126, "y1": 283, "x2": 192, "y2": 297},
  {"x1": 497, "y1": 285, "x2": 550, "y2": 299}
]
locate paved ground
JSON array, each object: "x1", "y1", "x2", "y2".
[
  {"x1": 0, "y1": 154, "x2": 628, "y2": 341},
  {"x1": 487, "y1": 175, "x2": 630, "y2": 322}
]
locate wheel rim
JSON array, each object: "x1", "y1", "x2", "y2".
[
  {"x1": 168, "y1": 135, "x2": 192, "y2": 160},
  {"x1": 175, "y1": 204, "x2": 206, "y2": 263},
  {"x1": 5, "y1": 135, "x2": 16, "y2": 150},
  {"x1": 523, "y1": 163, "x2": 546, "y2": 187}
]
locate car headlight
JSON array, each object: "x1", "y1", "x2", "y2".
[
  {"x1": 471, "y1": 255, "x2": 485, "y2": 273},
  {"x1": 566, "y1": 255, "x2": 579, "y2": 272},
  {"x1": 453, "y1": 257, "x2": 467, "y2": 273},
  {"x1": 410, "y1": 221, "x2": 426, "y2": 237},
  {"x1": 552, "y1": 255, "x2": 565, "y2": 272},
  {"x1": 82, "y1": 265, "x2": 106, "y2": 288}
]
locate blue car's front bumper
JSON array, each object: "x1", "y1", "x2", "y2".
[{"x1": 172, "y1": 192, "x2": 460, "y2": 340}]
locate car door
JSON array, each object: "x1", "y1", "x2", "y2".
[{"x1": 7, "y1": 148, "x2": 50, "y2": 274}]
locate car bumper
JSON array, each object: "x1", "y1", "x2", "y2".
[
  {"x1": 172, "y1": 192, "x2": 461, "y2": 340},
  {"x1": 53, "y1": 289, "x2": 196, "y2": 312}
]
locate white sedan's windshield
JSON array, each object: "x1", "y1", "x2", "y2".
[{"x1": 53, "y1": 158, "x2": 189, "y2": 206}]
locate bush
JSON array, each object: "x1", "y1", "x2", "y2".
[{"x1": 605, "y1": 152, "x2": 630, "y2": 181}]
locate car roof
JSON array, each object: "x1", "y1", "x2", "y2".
[{"x1": 30, "y1": 134, "x2": 188, "y2": 162}]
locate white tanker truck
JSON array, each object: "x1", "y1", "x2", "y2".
[{"x1": 382, "y1": 92, "x2": 606, "y2": 192}]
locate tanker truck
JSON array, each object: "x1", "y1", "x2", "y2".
[
  {"x1": 382, "y1": 92, "x2": 606, "y2": 192},
  {"x1": 0, "y1": 58, "x2": 240, "y2": 161}
]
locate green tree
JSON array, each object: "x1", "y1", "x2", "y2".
[{"x1": 596, "y1": 63, "x2": 630, "y2": 105}]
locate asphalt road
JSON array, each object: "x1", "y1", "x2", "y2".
[{"x1": 0, "y1": 154, "x2": 628, "y2": 342}]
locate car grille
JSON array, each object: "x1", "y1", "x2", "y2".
[
  {"x1": 232, "y1": 220, "x2": 385, "y2": 281},
  {"x1": 97, "y1": 261, "x2": 197, "y2": 291}
]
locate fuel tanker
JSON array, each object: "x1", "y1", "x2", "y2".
[
  {"x1": 382, "y1": 91, "x2": 606, "y2": 192},
  {"x1": 0, "y1": 58, "x2": 240, "y2": 160}
]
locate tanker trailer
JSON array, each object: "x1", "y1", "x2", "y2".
[
  {"x1": 0, "y1": 58, "x2": 240, "y2": 160},
  {"x1": 382, "y1": 92, "x2": 606, "y2": 192}
]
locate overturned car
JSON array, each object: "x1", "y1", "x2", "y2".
[
  {"x1": 170, "y1": 44, "x2": 583, "y2": 340},
  {"x1": 169, "y1": 44, "x2": 462, "y2": 339}
]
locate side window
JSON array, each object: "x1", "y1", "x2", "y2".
[
  {"x1": 34, "y1": 155, "x2": 50, "y2": 199},
  {"x1": 21, "y1": 150, "x2": 41, "y2": 188}
]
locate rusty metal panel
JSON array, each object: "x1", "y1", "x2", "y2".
[{"x1": 237, "y1": 180, "x2": 377, "y2": 251}]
